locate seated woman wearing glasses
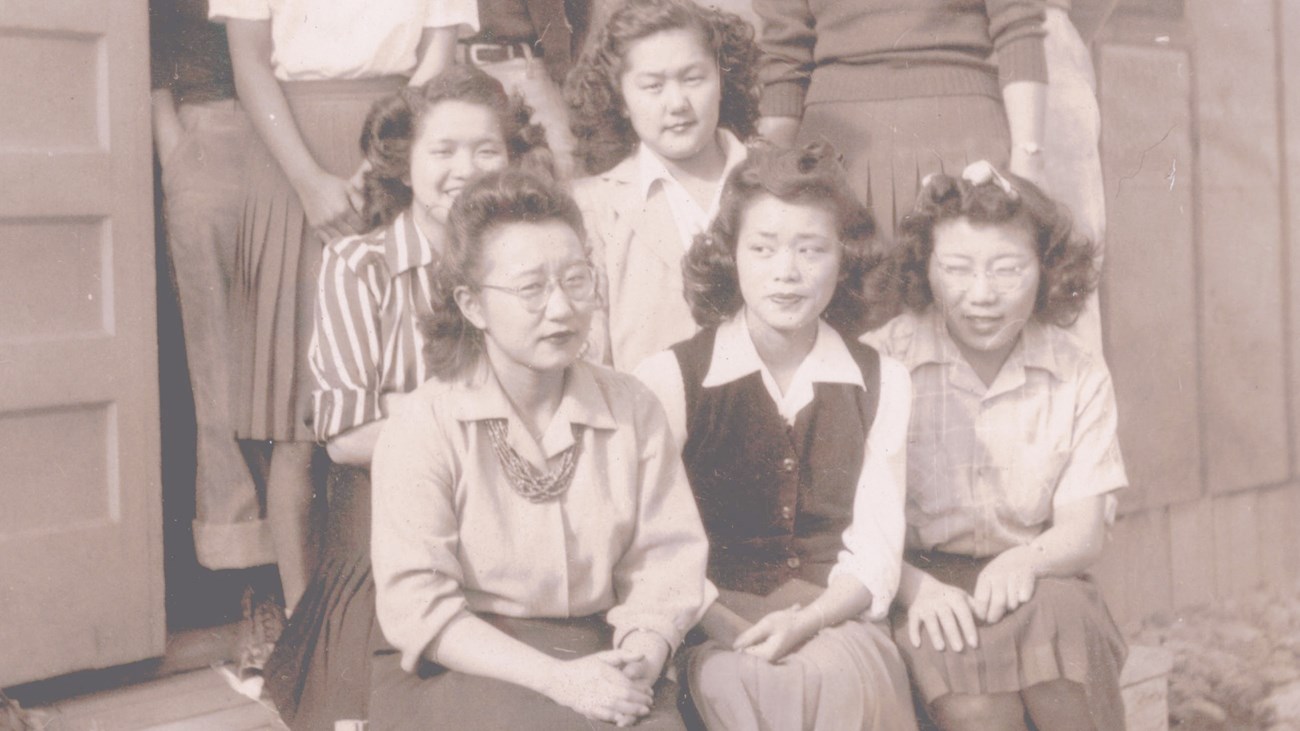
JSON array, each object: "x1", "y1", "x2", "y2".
[
  {"x1": 864, "y1": 162, "x2": 1128, "y2": 731},
  {"x1": 368, "y1": 169, "x2": 712, "y2": 731}
]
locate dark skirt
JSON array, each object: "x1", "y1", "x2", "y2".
[
  {"x1": 797, "y1": 94, "x2": 1011, "y2": 241},
  {"x1": 265, "y1": 464, "x2": 377, "y2": 730},
  {"x1": 232, "y1": 76, "x2": 404, "y2": 441},
  {"x1": 370, "y1": 615, "x2": 687, "y2": 731},
  {"x1": 892, "y1": 551, "x2": 1127, "y2": 731}
]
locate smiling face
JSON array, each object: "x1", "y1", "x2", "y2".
[
  {"x1": 409, "y1": 99, "x2": 508, "y2": 227},
  {"x1": 617, "y1": 27, "x2": 722, "y2": 164},
  {"x1": 735, "y1": 194, "x2": 842, "y2": 343},
  {"x1": 928, "y1": 216, "x2": 1041, "y2": 373},
  {"x1": 461, "y1": 220, "x2": 596, "y2": 377}
]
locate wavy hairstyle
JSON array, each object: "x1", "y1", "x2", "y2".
[
  {"x1": 357, "y1": 65, "x2": 553, "y2": 230},
  {"x1": 421, "y1": 169, "x2": 588, "y2": 381},
  {"x1": 683, "y1": 142, "x2": 884, "y2": 336},
  {"x1": 893, "y1": 169, "x2": 1099, "y2": 327},
  {"x1": 565, "y1": 0, "x2": 760, "y2": 175}
]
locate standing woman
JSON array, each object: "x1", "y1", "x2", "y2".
[
  {"x1": 634, "y1": 144, "x2": 916, "y2": 730},
  {"x1": 369, "y1": 169, "x2": 712, "y2": 730},
  {"x1": 566, "y1": 0, "x2": 760, "y2": 370},
  {"x1": 210, "y1": 0, "x2": 478, "y2": 618},
  {"x1": 754, "y1": 0, "x2": 1049, "y2": 242},
  {"x1": 262, "y1": 67, "x2": 550, "y2": 729}
]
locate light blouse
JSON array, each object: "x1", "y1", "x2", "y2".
[
  {"x1": 634, "y1": 314, "x2": 911, "y2": 619},
  {"x1": 208, "y1": 0, "x2": 479, "y2": 81},
  {"x1": 371, "y1": 360, "x2": 715, "y2": 672},
  {"x1": 863, "y1": 307, "x2": 1128, "y2": 557}
]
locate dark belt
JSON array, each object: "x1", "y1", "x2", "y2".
[{"x1": 457, "y1": 41, "x2": 537, "y2": 66}]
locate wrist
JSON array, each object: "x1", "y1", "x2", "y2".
[{"x1": 1017, "y1": 543, "x2": 1048, "y2": 577}]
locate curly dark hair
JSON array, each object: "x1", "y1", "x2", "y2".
[
  {"x1": 357, "y1": 65, "x2": 554, "y2": 230},
  {"x1": 893, "y1": 168, "x2": 1099, "y2": 327},
  {"x1": 421, "y1": 168, "x2": 588, "y2": 381},
  {"x1": 682, "y1": 142, "x2": 884, "y2": 336},
  {"x1": 564, "y1": 0, "x2": 760, "y2": 175}
]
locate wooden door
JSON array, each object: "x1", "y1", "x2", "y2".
[{"x1": 0, "y1": 0, "x2": 164, "y2": 686}]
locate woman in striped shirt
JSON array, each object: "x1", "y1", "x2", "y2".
[{"x1": 263, "y1": 65, "x2": 553, "y2": 731}]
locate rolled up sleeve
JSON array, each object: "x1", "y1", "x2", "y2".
[
  {"x1": 207, "y1": 0, "x2": 270, "y2": 21},
  {"x1": 606, "y1": 383, "x2": 716, "y2": 652},
  {"x1": 988, "y1": 0, "x2": 1048, "y2": 86},
  {"x1": 309, "y1": 242, "x2": 386, "y2": 441},
  {"x1": 370, "y1": 392, "x2": 470, "y2": 672},
  {"x1": 828, "y1": 357, "x2": 911, "y2": 620}
]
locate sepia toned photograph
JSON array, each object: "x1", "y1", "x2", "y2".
[{"x1": 1, "y1": 0, "x2": 1297, "y2": 729}]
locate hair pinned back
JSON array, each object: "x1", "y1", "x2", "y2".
[
  {"x1": 894, "y1": 164, "x2": 1099, "y2": 326},
  {"x1": 564, "y1": 0, "x2": 760, "y2": 175},
  {"x1": 420, "y1": 169, "x2": 587, "y2": 381},
  {"x1": 357, "y1": 65, "x2": 556, "y2": 230},
  {"x1": 682, "y1": 142, "x2": 885, "y2": 336}
]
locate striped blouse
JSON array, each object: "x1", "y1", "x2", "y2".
[{"x1": 309, "y1": 211, "x2": 440, "y2": 441}]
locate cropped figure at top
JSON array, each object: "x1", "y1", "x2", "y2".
[
  {"x1": 457, "y1": 0, "x2": 589, "y2": 178},
  {"x1": 635, "y1": 144, "x2": 918, "y2": 731},
  {"x1": 863, "y1": 162, "x2": 1128, "y2": 731},
  {"x1": 368, "y1": 169, "x2": 713, "y2": 730},
  {"x1": 211, "y1": 0, "x2": 477, "y2": 628},
  {"x1": 149, "y1": 0, "x2": 269, "y2": 571},
  {"x1": 262, "y1": 66, "x2": 552, "y2": 730},
  {"x1": 1041, "y1": 0, "x2": 1121, "y2": 353},
  {"x1": 754, "y1": 0, "x2": 1049, "y2": 243},
  {"x1": 566, "y1": 0, "x2": 761, "y2": 370}
]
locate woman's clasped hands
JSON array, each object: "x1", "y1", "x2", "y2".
[
  {"x1": 542, "y1": 630, "x2": 669, "y2": 727},
  {"x1": 905, "y1": 545, "x2": 1043, "y2": 652}
]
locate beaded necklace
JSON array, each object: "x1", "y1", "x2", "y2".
[{"x1": 485, "y1": 418, "x2": 583, "y2": 503}]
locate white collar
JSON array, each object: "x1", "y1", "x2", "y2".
[
  {"x1": 634, "y1": 128, "x2": 746, "y2": 204},
  {"x1": 702, "y1": 314, "x2": 865, "y2": 424}
]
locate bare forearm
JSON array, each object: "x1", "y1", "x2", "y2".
[
  {"x1": 798, "y1": 574, "x2": 873, "y2": 632},
  {"x1": 409, "y1": 26, "x2": 459, "y2": 87},
  {"x1": 427, "y1": 613, "x2": 562, "y2": 695},
  {"x1": 226, "y1": 19, "x2": 320, "y2": 187},
  {"x1": 325, "y1": 419, "x2": 386, "y2": 466},
  {"x1": 1002, "y1": 80, "x2": 1047, "y2": 150},
  {"x1": 1024, "y1": 496, "x2": 1108, "y2": 578}
]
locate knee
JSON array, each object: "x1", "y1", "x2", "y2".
[{"x1": 930, "y1": 691, "x2": 1027, "y2": 731}]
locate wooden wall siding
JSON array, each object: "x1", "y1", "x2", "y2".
[
  {"x1": 1088, "y1": 1, "x2": 1300, "y2": 626},
  {"x1": 1187, "y1": 0, "x2": 1291, "y2": 494},
  {"x1": 1097, "y1": 42, "x2": 1200, "y2": 513},
  {"x1": 1283, "y1": 0, "x2": 1300, "y2": 475}
]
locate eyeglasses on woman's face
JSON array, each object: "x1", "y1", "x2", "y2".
[
  {"x1": 932, "y1": 262, "x2": 1031, "y2": 295},
  {"x1": 477, "y1": 262, "x2": 599, "y2": 313}
]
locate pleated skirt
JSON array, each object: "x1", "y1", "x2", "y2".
[
  {"x1": 232, "y1": 76, "x2": 404, "y2": 441},
  {"x1": 264, "y1": 464, "x2": 377, "y2": 730},
  {"x1": 369, "y1": 615, "x2": 688, "y2": 731},
  {"x1": 892, "y1": 551, "x2": 1127, "y2": 731},
  {"x1": 797, "y1": 93, "x2": 1011, "y2": 241},
  {"x1": 684, "y1": 584, "x2": 918, "y2": 731}
]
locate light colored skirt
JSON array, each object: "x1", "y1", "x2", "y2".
[
  {"x1": 798, "y1": 93, "x2": 1011, "y2": 241},
  {"x1": 232, "y1": 76, "x2": 403, "y2": 441},
  {"x1": 893, "y1": 551, "x2": 1127, "y2": 731},
  {"x1": 686, "y1": 585, "x2": 918, "y2": 731}
]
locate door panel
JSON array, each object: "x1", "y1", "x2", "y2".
[{"x1": 0, "y1": 0, "x2": 163, "y2": 687}]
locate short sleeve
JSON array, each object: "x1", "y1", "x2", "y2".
[
  {"x1": 425, "y1": 0, "x2": 479, "y2": 33},
  {"x1": 828, "y1": 357, "x2": 911, "y2": 620},
  {"x1": 309, "y1": 240, "x2": 387, "y2": 441},
  {"x1": 207, "y1": 0, "x2": 270, "y2": 21},
  {"x1": 370, "y1": 390, "x2": 471, "y2": 672},
  {"x1": 1051, "y1": 357, "x2": 1128, "y2": 512}
]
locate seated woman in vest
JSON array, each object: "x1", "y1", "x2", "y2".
[
  {"x1": 369, "y1": 169, "x2": 713, "y2": 730},
  {"x1": 634, "y1": 144, "x2": 917, "y2": 731}
]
